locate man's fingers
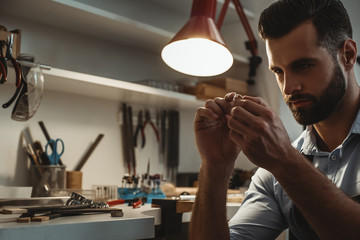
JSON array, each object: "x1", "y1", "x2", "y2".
[
  {"x1": 231, "y1": 98, "x2": 274, "y2": 120},
  {"x1": 227, "y1": 107, "x2": 252, "y2": 135},
  {"x1": 204, "y1": 98, "x2": 226, "y2": 117},
  {"x1": 195, "y1": 107, "x2": 219, "y2": 122},
  {"x1": 214, "y1": 97, "x2": 234, "y2": 115},
  {"x1": 242, "y1": 95, "x2": 269, "y2": 108}
]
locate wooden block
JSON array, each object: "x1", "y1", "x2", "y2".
[
  {"x1": 17, "y1": 217, "x2": 31, "y2": 223},
  {"x1": 151, "y1": 204, "x2": 161, "y2": 208},
  {"x1": 200, "y1": 77, "x2": 248, "y2": 94},
  {"x1": 181, "y1": 83, "x2": 228, "y2": 100},
  {"x1": 176, "y1": 200, "x2": 194, "y2": 213},
  {"x1": 1, "y1": 208, "x2": 28, "y2": 214},
  {"x1": 111, "y1": 210, "x2": 124, "y2": 217},
  {"x1": 31, "y1": 216, "x2": 50, "y2": 222},
  {"x1": 195, "y1": 83, "x2": 228, "y2": 100}
]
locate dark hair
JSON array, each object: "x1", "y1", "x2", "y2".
[{"x1": 258, "y1": 0, "x2": 352, "y2": 56}]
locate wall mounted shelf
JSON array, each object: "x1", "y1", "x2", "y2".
[{"x1": 42, "y1": 68, "x2": 204, "y2": 110}]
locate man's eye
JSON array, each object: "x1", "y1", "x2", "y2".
[
  {"x1": 296, "y1": 63, "x2": 312, "y2": 71},
  {"x1": 273, "y1": 68, "x2": 283, "y2": 74}
]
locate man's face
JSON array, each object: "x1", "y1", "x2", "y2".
[
  {"x1": 266, "y1": 21, "x2": 346, "y2": 125},
  {"x1": 286, "y1": 62, "x2": 345, "y2": 125}
]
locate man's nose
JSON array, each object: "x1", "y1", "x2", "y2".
[{"x1": 282, "y1": 72, "x2": 302, "y2": 95}]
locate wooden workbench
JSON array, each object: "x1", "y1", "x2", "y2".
[
  {"x1": 0, "y1": 201, "x2": 241, "y2": 240},
  {"x1": 0, "y1": 205, "x2": 155, "y2": 240}
]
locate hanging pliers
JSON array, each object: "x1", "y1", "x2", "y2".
[
  {"x1": 0, "y1": 40, "x2": 7, "y2": 84},
  {"x1": 6, "y1": 34, "x2": 21, "y2": 88},
  {"x1": 133, "y1": 110, "x2": 145, "y2": 148},
  {"x1": 0, "y1": 35, "x2": 21, "y2": 87},
  {"x1": 141, "y1": 110, "x2": 160, "y2": 148}
]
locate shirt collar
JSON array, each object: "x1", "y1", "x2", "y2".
[
  {"x1": 348, "y1": 109, "x2": 360, "y2": 134},
  {"x1": 296, "y1": 125, "x2": 318, "y2": 155},
  {"x1": 294, "y1": 108, "x2": 360, "y2": 155}
]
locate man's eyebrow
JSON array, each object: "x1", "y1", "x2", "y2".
[
  {"x1": 269, "y1": 58, "x2": 318, "y2": 71},
  {"x1": 289, "y1": 58, "x2": 317, "y2": 67}
]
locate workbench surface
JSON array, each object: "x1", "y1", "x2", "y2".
[
  {"x1": 0, "y1": 205, "x2": 156, "y2": 240},
  {"x1": 0, "y1": 202, "x2": 241, "y2": 240}
]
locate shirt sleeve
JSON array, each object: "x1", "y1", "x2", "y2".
[{"x1": 228, "y1": 168, "x2": 288, "y2": 240}]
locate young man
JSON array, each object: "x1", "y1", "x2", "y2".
[{"x1": 189, "y1": 0, "x2": 360, "y2": 239}]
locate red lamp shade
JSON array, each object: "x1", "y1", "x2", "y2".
[{"x1": 161, "y1": 0, "x2": 233, "y2": 77}]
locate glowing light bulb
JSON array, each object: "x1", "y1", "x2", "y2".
[{"x1": 162, "y1": 38, "x2": 233, "y2": 77}]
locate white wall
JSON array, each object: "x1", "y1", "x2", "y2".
[
  {"x1": 1, "y1": 79, "x2": 201, "y2": 189},
  {"x1": 0, "y1": 13, "x2": 197, "y2": 188},
  {"x1": 1, "y1": 12, "x2": 263, "y2": 189},
  {"x1": 343, "y1": 0, "x2": 360, "y2": 83},
  {"x1": 11, "y1": 0, "x2": 358, "y2": 189}
]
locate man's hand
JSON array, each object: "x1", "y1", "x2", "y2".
[
  {"x1": 190, "y1": 93, "x2": 241, "y2": 240},
  {"x1": 194, "y1": 94, "x2": 241, "y2": 170},
  {"x1": 226, "y1": 95, "x2": 293, "y2": 172}
]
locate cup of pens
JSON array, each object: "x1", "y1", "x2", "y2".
[{"x1": 31, "y1": 165, "x2": 66, "y2": 197}]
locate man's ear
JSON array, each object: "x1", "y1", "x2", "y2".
[{"x1": 342, "y1": 38, "x2": 357, "y2": 70}]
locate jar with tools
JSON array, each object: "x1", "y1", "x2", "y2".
[{"x1": 31, "y1": 165, "x2": 66, "y2": 197}]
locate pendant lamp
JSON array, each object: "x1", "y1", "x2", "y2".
[{"x1": 161, "y1": 0, "x2": 233, "y2": 77}]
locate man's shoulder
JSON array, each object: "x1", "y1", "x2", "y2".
[{"x1": 251, "y1": 167, "x2": 276, "y2": 186}]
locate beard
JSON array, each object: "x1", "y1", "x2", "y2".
[{"x1": 285, "y1": 63, "x2": 346, "y2": 125}]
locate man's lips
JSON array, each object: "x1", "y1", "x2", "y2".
[{"x1": 288, "y1": 99, "x2": 312, "y2": 108}]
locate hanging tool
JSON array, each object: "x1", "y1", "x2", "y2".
[
  {"x1": 127, "y1": 105, "x2": 136, "y2": 176},
  {"x1": 8, "y1": 34, "x2": 21, "y2": 87},
  {"x1": 142, "y1": 110, "x2": 160, "y2": 148},
  {"x1": 159, "y1": 110, "x2": 167, "y2": 163},
  {"x1": 0, "y1": 57, "x2": 6, "y2": 83},
  {"x1": 167, "y1": 110, "x2": 180, "y2": 182},
  {"x1": 133, "y1": 110, "x2": 145, "y2": 148},
  {"x1": 0, "y1": 40, "x2": 7, "y2": 84},
  {"x1": 121, "y1": 103, "x2": 131, "y2": 174},
  {"x1": 0, "y1": 34, "x2": 21, "y2": 87}
]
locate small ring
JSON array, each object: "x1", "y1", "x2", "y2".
[{"x1": 232, "y1": 94, "x2": 243, "y2": 101}]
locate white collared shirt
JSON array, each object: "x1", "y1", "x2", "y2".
[{"x1": 229, "y1": 110, "x2": 360, "y2": 239}]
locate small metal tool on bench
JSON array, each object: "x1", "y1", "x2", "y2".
[{"x1": 65, "y1": 192, "x2": 109, "y2": 208}]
